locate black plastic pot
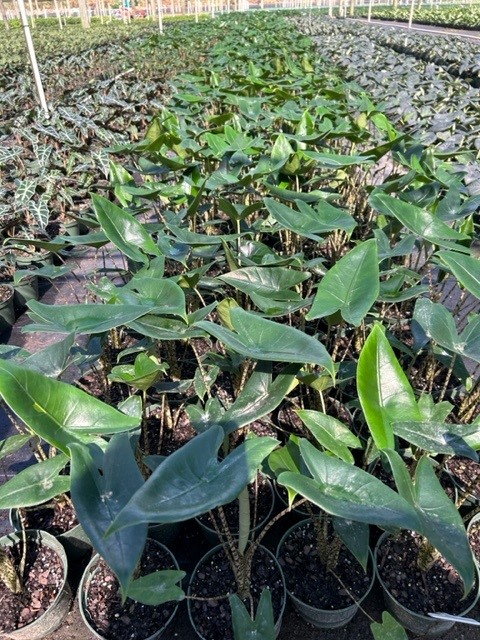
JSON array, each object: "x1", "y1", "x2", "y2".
[
  {"x1": 0, "y1": 529, "x2": 71, "y2": 640},
  {"x1": 0, "y1": 283, "x2": 15, "y2": 333},
  {"x1": 188, "y1": 543, "x2": 286, "y2": 640},
  {"x1": 277, "y1": 518, "x2": 374, "y2": 629},
  {"x1": 78, "y1": 539, "x2": 180, "y2": 640},
  {"x1": 374, "y1": 531, "x2": 480, "y2": 637},
  {"x1": 10, "y1": 506, "x2": 92, "y2": 562}
]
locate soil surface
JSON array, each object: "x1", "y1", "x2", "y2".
[
  {"x1": 377, "y1": 530, "x2": 477, "y2": 617},
  {"x1": 278, "y1": 519, "x2": 372, "y2": 610},
  {"x1": 0, "y1": 537, "x2": 65, "y2": 633},
  {"x1": 189, "y1": 545, "x2": 285, "y2": 640},
  {"x1": 83, "y1": 540, "x2": 178, "y2": 640},
  {"x1": 0, "y1": 283, "x2": 13, "y2": 302}
]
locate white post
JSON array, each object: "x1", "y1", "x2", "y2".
[
  {"x1": 17, "y1": 0, "x2": 49, "y2": 116},
  {"x1": 28, "y1": 0, "x2": 34, "y2": 26},
  {"x1": 367, "y1": 0, "x2": 372, "y2": 20},
  {"x1": 157, "y1": 0, "x2": 163, "y2": 32},
  {"x1": 408, "y1": 0, "x2": 414, "y2": 28},
  {"x1": 53, "y1": 0, "x2": 63, "y2": 27}
]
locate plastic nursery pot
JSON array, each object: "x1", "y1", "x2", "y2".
[
  {"x1": 78, "y1": 539, "x2": 180, "y2": 640},
  {"x1": 0, "y1": 283, "x2": 15, "y2": 332},
  {"x1": 374, "y1": 531, "x2": 480, "y2": 637},
  {"x1": 9, "y1": 507, "x2": 92, "y2": 563},
  {"x1": 276, "y1": 518, "x2": 375, "y2": 629},
  {"x1": 467, "y1": 512, "x2": 480, "y2": 567},
  {"x1": 445, "y1": 458, "x2": 480, "y2": 511},
  {"x1": 0, "y1": 529, "x2": 71, "y2": 640},
  {"x1": 187, "y1": 543, "x2": 286, "y2": 640},
  {"x1": 14, "y1": 250, "x2": 53, "y2": 269},
  {"x1": 195, "y1": 476, "x2": 275, "y2": 547}
]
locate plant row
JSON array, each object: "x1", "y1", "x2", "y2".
[
  {"x1": 294, "y1": 16, "x2": 480, "y2": 158},
  {"x1": 0, "y1": 10, "x2": 480, "y2": 640},
  {"x1": 347, "y1": 15, "x2": 480, "y2": 87},
  {"x1": 356, "y1": 4, "x2": 480, "y2": 30}
]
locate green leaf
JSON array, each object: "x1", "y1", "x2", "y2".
[
  {"x1": 271, "y1": 133, "x2": 294, "y2": 164},
  {"x1": 0, "y1": 360, "x2": 140, "y2": 455},
  {"x1": 306, "y1": 239, "x2": 379, "y2": 326},
  {"x1": 413, "y1": 297, "x2": 457, "y2": 347},
  {"x1": 108, "y1": 426, "x2": 278, "y2": 532},
  {"x1": 25, "y1": 300, "x2": 150, "y2": 335},
  {"x1": 92, "y1": 194, "x2": 161, "y2": 264},
  {"x1": 414, "y1": 298, "x2": 480, "y2": 364},
  {"x1": 230, "y1": 588, "x2": 276, "y2": 640},
  {"x1": 392, "y1": 421, "x2": 478, "y2": 460},
  {"x1": 121, "y1": 278, "x2": 187, "y2": 321},
  {"x1": 220, "y1": 363, "x2": 299, "y2": 435},
  {"x1": 333, "y1": 517, "x2": 370, "y2": 570},
  {"x1": 357, "y1": 325, "x2": 421, "y2": 450},
  {"x1": 369, "y1": 192, "x2": 467, "y2": 245},
  {"x1": 264, "y1": 197, "x2": 355, "y2": 241},
  {"x1": 436, "y1": 251, "x2": 480, "y2": 300},
  {"x1": 295, "y1": 410, "x2": 361, "y2": 463},
  {"x1": 19, "y1": 333, "x2": 76, "y2": 378},
  {"x1": 126, "y1": 570, "x2": 185, "y2": 606},
  {"x1": 371, "y1": 611, "x2": 409, "y2": 639},
  {"x1": 379, "y1": 449, "x2": 416, "y2": 506},
  {"x1": 0, "y1": 434, "x2": 33, "y2": 461},
  {"x1": 279, "y1": 440, "x2": 420, "y2": 531},
  {"x1": 303, "y1": 150, "x2": 374, "y2": 167},
  {"x1": 414, "y1": 457, "x2": 475, "y2": 594},
  {"x1": 0, "y1": 455, "x2": 70, "y2": 508},
  {"x1": 109, "y1": 353, "x2": 168, "y2": 391},
  {"x1": 196, "y1": 308, "x2": 334, "y2": 377},
  {"x1": 218, "y1": 266, "x2": 309, "y2": 299},
  {"x1": 70, "y1": 434, "x2": 147, "y2": 595}
]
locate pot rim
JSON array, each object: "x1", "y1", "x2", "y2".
[
  {"x1": 374, "y1": 530, "x2": 480, "y2": 622},
  {"x1": 78, "y1": 538, "x2": 180, "y2": 640},
  {"x1": 0, "y1": 529, "x2": 70, "y2": 637},
  {"x1": 276, "y1": 517, "x2": 375, "y2": 615},
  {"x1": 187, "y1": 542, "x2": 286, "y2": 640}
]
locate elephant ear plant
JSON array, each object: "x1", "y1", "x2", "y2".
[{"x1": 0, "y1": 358, "x2": 140, "y2": 514}]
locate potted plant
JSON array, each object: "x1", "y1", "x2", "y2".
[
  {"x1": 356, "y1": 324, "x2": 479, "y2": 635},
  {"x1": 0, "y1": 527, "x2": 71, "y2": 640},
  {"x1": 0, "y1": 357, "x2": 142, "y2": 560}
]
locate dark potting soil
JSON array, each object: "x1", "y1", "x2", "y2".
[
  {"x1": 189, "y1": 545, "x2": 284, "y2": 640},
  {"x1": 0, "y1": 538, "x2": 64, "y2": 633},
  {"x1": 196, "y1": 476, "x2": 273, "y2": 535},
  {"x1": 377, "y1": 530, "x2": 477, "y2": 616},
  {"x1": 18, "y1": 499, "x2": 79, "y2": 536},
  {"x1": 0, "y1": 283, "x2": 13, "y2": 302},
  {"x1": 447, "y1": 457, "x2": 480, "y2": 499},
  {"x1": 84, "y1": 540, "x2": 178, "y2": 640},
  {"x1": 278, "y1": 520, "x2": 371, "y2": 610},
  {"x1": 142, "y1": 407, "x2": 196, "y2": 458}
]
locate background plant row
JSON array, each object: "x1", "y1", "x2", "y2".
[
  {"x1": 356, "y1": 4, "x2": 480, "y2": 30},
  {"x1": 295, "y1": 16, "x2": 480, "y2": 159}
]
